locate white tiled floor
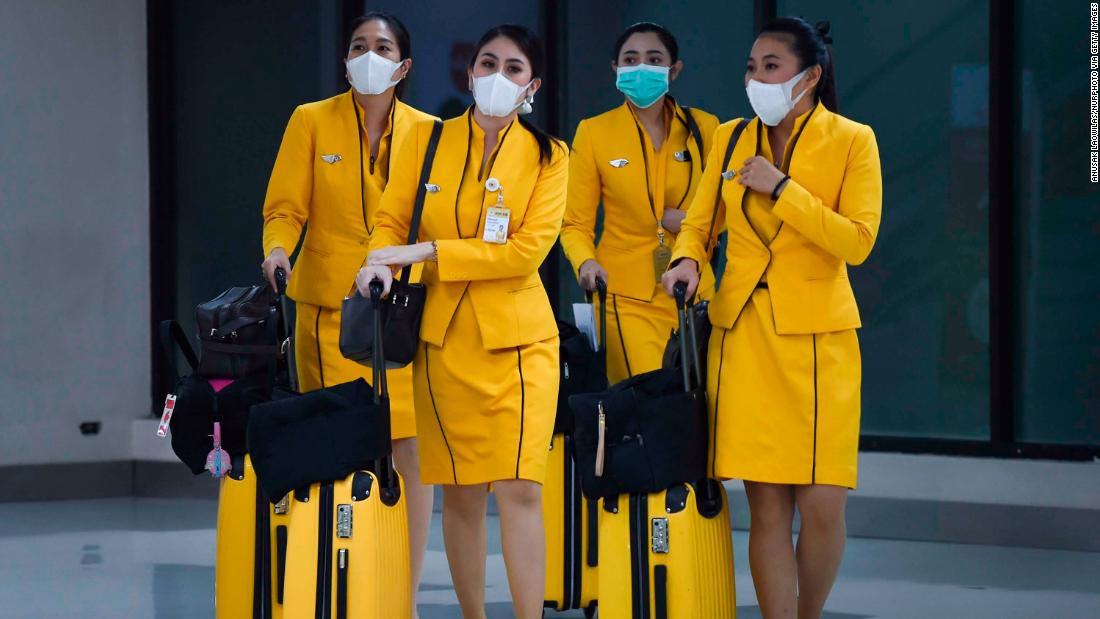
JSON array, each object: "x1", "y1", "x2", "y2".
[{"x1": 0, "y1": 498, "x2": 1097, "y2": 618}]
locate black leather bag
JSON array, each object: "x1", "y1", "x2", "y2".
[
  {"x1": 250, "y1": 283, "x2": 393, "y2": 503},
  {"x1": 158, "y1": 320, "x2": 269, "y2": 475},
  {"x1": 340, "y1": 120, "x2": 443, "y2": 369},
  {"x1": 569, "y1": 283, "x2": 708, "y2": 499},
  {"x1": 662, "y1": 298, "x2": 711, "y2": 382},
  {"x1": 195, "y1": 282, "x2": 281, "y2": 378},
  {"x1": 554, "y1": 280, "x2": 608, "y2": 434}
]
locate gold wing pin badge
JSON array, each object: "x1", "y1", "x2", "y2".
[
  {"x1": 321, "y1": 154, "x2": 342, "y2": 164},
  {"x1": 609, "y1": 158, "x2": 629, "y2": 168}
]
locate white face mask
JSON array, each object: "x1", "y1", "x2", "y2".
[
  {"x1": 745, "y1": 69, "x2": 810, "y2": 126},
  {"x1": 346, "y1": 51, "x2": 404, "y2": 96},
  {"x1": 471, "y1": 72, "x2": 531, "y2": 117}
]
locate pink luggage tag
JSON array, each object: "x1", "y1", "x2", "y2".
[{"x1": 204, "y1": 422, "x2": 232, "y2": 478}]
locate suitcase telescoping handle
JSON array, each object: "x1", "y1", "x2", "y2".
[
  {"x1": 368, "y1": 279, "x2": 399, "y2": 493},
  {"x1": 584, "y1": 277, "x2": 609, "y2": 368},
  {"x1": 672, "y1": 282, "x2": 701, "y2": 392}
]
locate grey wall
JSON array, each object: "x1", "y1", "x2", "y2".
[{"x1": 0, "y1": 0, "x2": 149, "y2": 465}]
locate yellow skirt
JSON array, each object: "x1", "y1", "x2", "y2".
[
  {"x1": 706, "y1": 288, "x2": 861, "y2": 488},
  {"x1": 294, "y1": 301, "x2": 417, "y2": 440},
  {"x1": 412, "y1": 294, "x2": 558, "y2": 486},
  {"x1": 595, "y1": 279, "x2": 714, "y2": 386}
]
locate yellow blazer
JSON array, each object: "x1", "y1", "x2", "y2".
[
  {"x1": 370, "y1": 110, "x2": 568, "y2": 350},
  {"x1": 561, "y1": 100, "x2": 720, "y2": 301},
  {"x1": 672, "y1": 104, "x2": 882, "y2": 334},
  {"x1": 262, "y1": 91, "x2": 437, "y2": 308}
]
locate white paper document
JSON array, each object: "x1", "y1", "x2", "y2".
[{"x1": 572, "y1": 302, "x2": 599, "y2": 352}]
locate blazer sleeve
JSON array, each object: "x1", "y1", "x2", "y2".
[
  {"x1": 436, "y1": 145, "x2": 569, "y2": 282},
  {"x1": 771, "y1": 124, "x2": 882, "y2": 266},
  {"x1": 670, "y1": 121, "x2": 732, "y2": 269},
  {"x1": 262, "y1": 106, "x2": 314, "y2": 257},
  {"x1": 559, "y1": 120, "x2": 601, "y2": 277},
  {"x1": 369, "y1": 126, "x2": 424, "y2": 253}
]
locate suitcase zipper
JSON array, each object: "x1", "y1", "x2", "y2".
[
  {"x1": 315, "y1": 483, "x2": 335, "y2": 619},
  {"x1": 629, "y1": 494, "x2": 651, "y2": 619}
]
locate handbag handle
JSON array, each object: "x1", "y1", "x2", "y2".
[
  {"x1": 672, "y1": 282, "x2": 701, "y2": 392},
  {"x1": 399, "y1": 120, "x2": 444, "y2": 285},
  {"x1": 274, "y1": 267, "x2": 298, "y2": 392}
]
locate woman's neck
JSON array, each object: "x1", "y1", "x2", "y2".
[
  {"x1": 472, "y1": 108, "x2": 515, "y2": 138},
  {"x1": 629, "y1": 96, "x2": 666, "y2": 126},
  {"x1": 774, "y1": 94, "x2": 815, "y2": 135},
  {"x1": 354, "y1": 91, "x2": 393, "y2": 132}
]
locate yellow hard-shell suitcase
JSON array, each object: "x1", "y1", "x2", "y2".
[
  {"x1": 597, "y1": 480, "x2": 736, "y2": 619},
  {"x1": 543, "y1": 432, "x2": 599, "y2": 617},
  {"x1": 281, "y1": 463, "x2": 410, "y2": 619},
  {"x1": 215, "y1": 454, "x2": 291, "y2": 619}
]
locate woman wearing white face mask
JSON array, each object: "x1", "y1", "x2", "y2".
[
  {"x1": 356, "y1": 24, "x2": 567, "y2": 619},
  {"x1": 259, "y1": 12, "x2": 438, "y2": 614},
  {"x1": 662, "y1": 18, "x2": 882, "y2": 619},
  {"x1": 560, "y1": 22, "x2": 720, "y2": 385}
]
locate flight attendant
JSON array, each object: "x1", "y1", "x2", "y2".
[
  {"x1": 259, "y1": 12, "x2": 437, "y2": 612},
  {"x1": 560, "y1": 22, "x2": 720, "y2": 384},
  {"x1": 662, "y1": 18, "x2": 882, "y2": 619},
  {"x1": 355, "y1": 24, "x2": 566, "y2": 619}
]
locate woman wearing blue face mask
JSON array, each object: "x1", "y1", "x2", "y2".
[
  {"x1": 561, "y1": 22, "x2": 720, "y2": 385},
  {"x1": 663, "y1": 18, "x2": 882, "y2": 619}
]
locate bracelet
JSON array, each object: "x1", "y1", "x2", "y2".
[{"x1": 771, "y1": 175, "x2": 791, "y2": 201}]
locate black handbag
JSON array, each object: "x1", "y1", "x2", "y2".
[
  {"x1": 249, "y1": 282, "x2": 394, "y2": 503},
  {"x1": 340, "y1": 120, "x2": 444, "y2": 369},
  {"x1": 662, "y1": 298, "x2": 711, "y2": 382},
  {"x1": 554, "y1": 280, "x2": 608, "y2": 434},
  {"x1": 569, "y1": 283, "x2": 708, "y2": 499},
  {"x1": 195, "y1": 281, "x2": 281, "y2": 378},
  {"x1": 158, "y1": 320, "x2": 269, "y2": 475}
]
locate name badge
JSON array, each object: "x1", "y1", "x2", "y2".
[{"x1": 483, "y1": 206, "x2": 511, "y2": 244}]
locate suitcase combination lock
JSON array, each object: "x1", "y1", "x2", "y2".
[
  {"x1": 651, "y1": 518, "x2": 670, "y2": 553},
  {"x1": 337, "y1": 504, "x2": 353, "y2": 538}
]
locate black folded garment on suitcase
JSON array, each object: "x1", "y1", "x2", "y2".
[
  {"x1": 247, "y1": 378, "x2": 392, "y2": 503},
  {"x1": 569, "y1": 282, "x2": 708, "y2": 499},
  {"x1": 555, "y1": 280, "x2": 608, "y2": 435}
]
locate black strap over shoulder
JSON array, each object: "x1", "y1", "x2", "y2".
[
  {"x1": 704, "y1": 118, "x2": 751, "y2": 254},
  {"x1": 400, "y1": 120, "x2": 444, "y2": 283},
  {"x1": 681, "y1": 106, "x2": 705, "y2": 164},
  {"x1": 159, "y1": 320, "x2": 199, "y2": 382}
]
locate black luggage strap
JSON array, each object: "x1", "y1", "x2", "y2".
[
  {"x1": 158, "y1": 320, "x2": 198, "y2": 382},
  {"x1": 703, "y1": 118, "x2": 751, "y2": 258}
]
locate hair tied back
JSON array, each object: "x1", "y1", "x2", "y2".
[{"x1": 814, "y1": 20, "x2": 833, "y2": 44}]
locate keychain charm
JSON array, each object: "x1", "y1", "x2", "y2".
[{"x1": 205, "y1": 421, "x2": 232, "y2": 478}]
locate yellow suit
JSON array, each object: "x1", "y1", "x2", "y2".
[
  {"x1": 370, "y1": 110, "x2": 567, "y2": 485},
  {"x1": 561, "y1": 100, "x2": 719, "y2": 383},
  {"x1": 672, "y1": 103, "x2": 882, "y2": 488},
  {"x1": 261, "y1": 91, "x2": 436, "y2": 439}
]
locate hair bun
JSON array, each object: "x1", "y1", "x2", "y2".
[{"x1": 814, "y1": 20, "x2": 834, "y2": 44}]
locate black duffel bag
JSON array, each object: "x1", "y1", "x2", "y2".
[
  {"x1": 158, "y1": 320, "x2": 269, "y2": 475},
  {"x1": 248, "y1": 282, "x2": 393, "y2": 503},
  {"x1": 554, "y1": 280, "x2": 608, "y2": 434},
  {"x1": 195, "y1": 281, "x2": 282, "y2": 378},
  {"x1": 569, "y1": 282, "x2": 708, "y2": 499}
]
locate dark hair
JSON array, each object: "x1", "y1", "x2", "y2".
[
  {"x1": 758, "y1": 17, "x2": 837, "y2": 112},
  {"x1": 613, "y1": 22, "x2": 679, "y2": 64},
  {"x1": 469, "y1": 24, "x2": 562, "y2": 164},
  {"x1": 347, "y1": 12, "x2": 411, "y2": 99}
]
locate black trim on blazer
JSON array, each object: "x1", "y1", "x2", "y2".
[
  {"x1": 812, "y1": 334, "x2": 819, "y2": 485},
  {"x1": 711, "y1": 329, "x2": 729, "y2": 477},
  {"x1": 315, "y1": 306, "x2": 325, "y2": 389},
  {"x1": 456, "y1": 110, "x2": 517, "y2": 239},
  {"x1": 424, "y1": 342, "x2": 459, "y2": 485},
  {"x1": 612, "y1": 294, "x2": 633, "y2": 378},
  {"x1": 515, "y1": 347, "x2": 526, "y2": 479},
  {"x1": 350, "y1": 95, "x2": 396, "y2": 234},
  {"x1": 676, "y1": 103, "x2": 706, "y2": 211}
]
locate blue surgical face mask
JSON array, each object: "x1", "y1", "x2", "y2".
[{"x1": 616, "y1": 64, "x2": 670, "y2": 109}]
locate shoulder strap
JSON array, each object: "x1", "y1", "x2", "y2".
[
  {"x1": 159, "y1": 320, "x2": 198, "y2": 382},
  {"x1": 400, "y1": 120, "x2": 444, "y2": 283},
  {"x1": 704, "y1": 118, "x2": 750, "y2": 253},
  {"x1": 681, "y1": 106, "x2": 705, "y2": 162}
]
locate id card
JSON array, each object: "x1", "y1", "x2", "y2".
[
  {"x1": 653, "y1": 245, "x2": 672, "y2": 280},
  {"x1": 483, "y1": 206, "x2": 511, "y2": 244}
]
